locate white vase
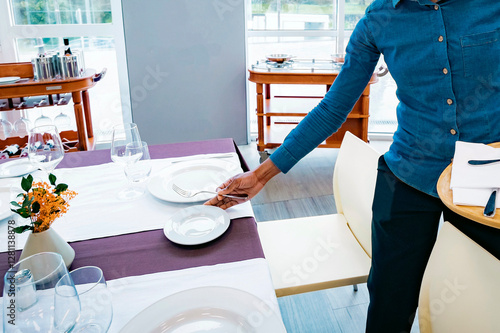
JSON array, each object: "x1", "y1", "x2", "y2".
[{"x1": 20, "y1": 228, "x2": 75, "y2": 268}]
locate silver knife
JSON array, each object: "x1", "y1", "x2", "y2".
[
  {"x1": 468, "y1": 158, "x2": 500, "y2": 166},
  {"x1": 483, "y1": 189, "x2": 497, "y2": 217}
]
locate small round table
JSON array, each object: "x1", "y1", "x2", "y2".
[{"x1": 437, "y1": 143, "x2": 500, "y2": 229}]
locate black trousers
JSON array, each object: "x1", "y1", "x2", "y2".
[{"x1": 365, "y1": 156, "x2": 500, "y2": 333}]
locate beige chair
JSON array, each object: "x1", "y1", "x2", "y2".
[
  {"x1": 418, "y1": 222, "x2": 500, "y2": 333},
  {"x1": 257, "y1": 131, "x2": 381, "y2": 297}
]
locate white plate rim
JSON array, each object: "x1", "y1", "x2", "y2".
[
  {"x1": 0, "y1": 191, "x2": 13, "y2": 220},
  {"x1": 119, "y1": 286, "x2": 285, "y2": 333},
  {"x1": 0, "y1": 158, "x2": 38, "y2": 178},
  {"x1": 163, "y1": 205, "x2": 230, "y2": 245},
  {"x1": 147, "y1": 159, "x2": 239, "y2": 203},
  {"x1": 0, "y1": 76, "x2": 21, "y2": 84}
]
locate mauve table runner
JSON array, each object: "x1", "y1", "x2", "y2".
[{"x1": 0, "y1": 138, "x2": 262, "y2": 290}]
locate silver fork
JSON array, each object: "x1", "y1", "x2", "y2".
[{"x1": 172, "y1": 183, "x2": 249, "y2": 200}]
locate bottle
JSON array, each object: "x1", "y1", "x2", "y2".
[
  {"x1": 64, "y1": 38, "x2": 72, "y2": 56},
  {"x1": 2, "y1": 144, "x2": 19, "y2": 156}
]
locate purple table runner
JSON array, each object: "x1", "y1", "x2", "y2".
[{"x1": 0, "y1": 138, "x2": 261, "y2": 290}]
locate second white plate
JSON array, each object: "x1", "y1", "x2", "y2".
[
  {"x1": 148, "y1": 159, "x2": 239, "y2": 203},
  {"x1": 119, "y1": 286, "x2": 286, "y2": 333},
  {"x1": 164, "y1": 205, "x2": 230, "y2": 245},
  {"x1": 0, "y1": 76, "x2": 21, "y2": 85},
  {"x1": 0, "y1": 159, "x2": 38, "y2": 178}
]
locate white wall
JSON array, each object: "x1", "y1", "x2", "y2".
[{"x1": 121, "y1": 0, "x2": 248, "y2": 145}]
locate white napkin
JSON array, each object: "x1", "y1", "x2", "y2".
[
  {"x1": 450, "y1": 141, "x2": 500, "y2": 207},
  {"x1": 0, "y1": 153, "x2": 255, "y2": 252}
]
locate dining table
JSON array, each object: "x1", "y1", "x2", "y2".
[{"x1": 0, "y1": 138, "x2": 286, "y2": 332}]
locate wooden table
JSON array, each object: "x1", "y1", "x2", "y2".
[
  {"x1": 248, "y1": 59, "x2": 377, "y2": 160},
  {"x1": 437, "y1": 142, "x2": 500, "y2": 229},
  {"x1": 0, "y1": 62, "x2": 98, "y2": 151}
]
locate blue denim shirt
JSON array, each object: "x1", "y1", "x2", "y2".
[{"x1": 270, "y1": 0, "x2": 500, "y2": 197}]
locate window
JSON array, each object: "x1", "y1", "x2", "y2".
[
  {"x1": 247, "y1": 0, "x2": 398, "y2": 135},
  {"x1": 0, "y1": 0, "x2": 130, "y2": 145}
]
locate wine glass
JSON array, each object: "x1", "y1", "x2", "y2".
[
  {"x1": 123, "y1": 141, "x2": 152, "y2": 199},
  {"x1": 54, "y1": 99, "x2": 72, "y2": 131},
  {"x1": 14, "y1": 108, "x2": 33, "y2": 137},
  {"x1": 0, "y1": 117, "x2": 13, "y2": 139},
  {"x1": 59, "y1": 266, "x2": 113, "y2": 333},
  {"x1": 2, "y1": 252, "x2": 80, "y2": 333},
  {"x1": 110, "y1": 123, "x2": 143, "y2": 200},
  {"x1": 34, "y1": 99, "x2": 53, "y2": 127},
  {"x1": 28, "y1": 125, "x2": 65, "y2": 174}
]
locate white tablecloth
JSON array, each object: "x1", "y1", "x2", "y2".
[
  {"x1": 108, "y1": 258, "x2": 285, "y2": 332},
  {"x1": 0, "y1": 153, "x2": 254, "y2": 252}
]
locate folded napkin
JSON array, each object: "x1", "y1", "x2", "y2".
[{"x1": 450, "y1": 141, "x2": 500, "y2": 207}]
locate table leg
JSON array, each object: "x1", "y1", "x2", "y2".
[
  {"x1": 82, "y1": 90, "x2": 94, "y2": 139},
  {"x1": 257, "y1": 83, "x2": 264, "y2": 152},
  {"x1": 265, "y1": 84, "x2": 271, "y2": 100},
  {"x1": 72, "y1": 91, "x2": 88, "y2": 151}
]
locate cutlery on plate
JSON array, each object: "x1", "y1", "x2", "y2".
[
  {"x1": 483, "y1": 189, "x2": 497, "y2": 217},
  {"x1": 468, "y1": 158, "x2": 500, "y2": 166},
  {"x1": 172, "y1": 183, "x2": 249, "y2": 200},
  {"x1": 170, "y1": 153, "x2": 235, "y2": 164}
]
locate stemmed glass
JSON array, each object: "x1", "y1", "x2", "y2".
[
  {"x1": 54, "y1": 99, "x2": 72, "y2": 131},
  {"x1": 14, "y1": 106, "x2": 33, "y2": 137},
  {"x1": 0, "y1": 117, "x2": 13, "y2": 139},
  {"x1": 110, "y1": 123, "x2": 143, "y2": 200},
  {"x1": 2, "y1": 252, "x2": 80, "y2": 333},
  {"x1": 123, "y1": 141, "x2": 152, "y2": 199},
  {"x1": 34, "y1": 99, "x2": 53, "y2": 127},
  {"x1": 57, "y1": 266, "x2": 113, "y2": 333},
  {"x1": 27, "y1": 125, "x2": 65, "y2": 175}
]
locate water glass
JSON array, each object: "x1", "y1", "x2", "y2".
[
  {"x1": 123, "y1": 141, "x2": 152, "y2": 199},
  {"x1": 66, "y1": 266, "x2": 113, "y2": 333},
  {"x1": 2, "y1": 252, "x2": 79, "y2": 333}
]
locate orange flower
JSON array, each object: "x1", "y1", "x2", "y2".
[{"x1": 16, "y1": 180, "x2": 77, "y2": 233}]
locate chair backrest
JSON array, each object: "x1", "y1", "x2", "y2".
[
  {"x1": 333, "y1": 131, "x2": 380, "y2": 257},
  {"x1": 418, "y1": 222, "x2": 500, "y2": 333}
]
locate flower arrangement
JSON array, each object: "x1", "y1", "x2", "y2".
[{"x1": 10, "y1": 173, "x2": 77, "y2": 234}]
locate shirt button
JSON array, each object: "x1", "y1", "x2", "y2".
[
  {"x1": 438, "y1": 36, "x2": 444, "y2": 42},
  {"x1": 443, "y1": 68, "x2": 448, "y2": 75},
  {"x1": 434, "y1": 5, "x2": 439, "y2": 10},
  {"x1": 450, "y1": 129, "x2": 457, "y2": 135},
  {"x1": 447, "y1": 98, "x2": 453, "y2": 105}
]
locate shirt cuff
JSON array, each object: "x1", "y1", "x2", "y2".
[{"x1": 269, "y1": 145, "x2": 299, "y2": 174}]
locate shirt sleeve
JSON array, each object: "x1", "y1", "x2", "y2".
[{"x1": 269, "y1": 13, "x2": 381, "y2": 173}]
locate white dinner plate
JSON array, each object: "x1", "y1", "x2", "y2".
[
  {"x1": 164, "y1": 205, "x2": 230, "y2": 245},
  {"x1": 148, "y1": 159, "x2": 239, "y2": 203},
  {"x1": 0, "y1": 158, "x2": 38, "y2": 178},
  {"x1": 0, "y1": 190, "x2": 13, "y2": 220},
  {"x1": 0, "y1": 76, "x2": 21, "y2": 85},
  {"x1": 119, "y1": 286, "x2": 286, "y2": 333}
]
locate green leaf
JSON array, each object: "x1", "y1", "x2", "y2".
[
  {"x1": 10, "y1": 201, "x2": 21, "y2": 208},
  {"x1": 49, "y1": 173, "x2": 57, "y2": 186},
  {"x1": 13, "y1": 225, "x2": 32, "y2": 234},
  {"x1": 54, "y1": 183, "x2": 68, "y2": 195},
  {"x1": 21, "y1": 175, "x2": 33, "y2": 192},
  {"x1": 32, "y1": 201, "x2": 40, "y2": 214}
]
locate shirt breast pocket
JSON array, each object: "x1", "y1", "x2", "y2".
[{"x1": 461, "y1": 28, "x2": 500, "y2": 78}]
